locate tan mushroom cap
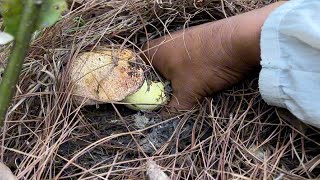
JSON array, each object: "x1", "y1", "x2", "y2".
[{"x1": 70, "y1": 48, "x2": 145, "y2": 105}]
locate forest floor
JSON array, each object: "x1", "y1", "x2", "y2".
[{"x1": 1, "y1": 0, "x2": 320, "y2": 179}]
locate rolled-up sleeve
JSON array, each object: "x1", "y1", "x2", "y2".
[{"x1": 259, "y1": 0, "x2": 320, "y2": 127}]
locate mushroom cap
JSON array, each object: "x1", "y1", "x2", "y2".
[{"x1": 70, "y1": 48, "x2": 145, "y2": 105}]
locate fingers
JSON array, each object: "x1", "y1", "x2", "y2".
[
  {"x1": 141, "y1": 35, "x2": 182, "y2": 79},
  {"x1": 140, "y1": 33, "x2": 201, "y2": 118},
  {"x1": 141, "y1": 37, "x2": 167, "y2": 65},
  {"x1": 160, "y1": 86, "x2": 200, "y2": 117},
  {"x1": 140, "y1": 39, "x2": 165, "y2": 78}
]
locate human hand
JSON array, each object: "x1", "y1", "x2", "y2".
[{"x1": 142, "y1": 2, "x2": 286, "y2": 114}]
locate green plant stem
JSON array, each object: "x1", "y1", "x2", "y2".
[{"x1": 0, "y1": 0, "x2": 42, "y2": 126}]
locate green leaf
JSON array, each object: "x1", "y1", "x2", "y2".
[
  {"x1": 1, "y1": 0, "x2": 67, "y2": 37},
  {"x1": 37, "y1": 0, "x2": 68, "y2": 29},
  {"x1": 1, "y1": 0, "x2": 24, "y2": 37}
]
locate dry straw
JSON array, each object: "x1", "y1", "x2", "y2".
[{"x1": 1, "y1": 0, "x2": 319, "y2": 179}]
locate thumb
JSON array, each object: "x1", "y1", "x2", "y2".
[
  {"x1": 140, "y1": 38, "x2": 175, "y2": 79},
  {"x1": 160, "y1": 89, "x2": 199, "y2": 117}
]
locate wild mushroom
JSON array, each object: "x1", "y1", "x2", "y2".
[{"x1": 70, "y1": 48, "x2": 168, "y2": 111}]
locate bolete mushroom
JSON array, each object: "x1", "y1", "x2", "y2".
[{"x1": 70, "y1": 48, "x2": 168, "y2": 111}]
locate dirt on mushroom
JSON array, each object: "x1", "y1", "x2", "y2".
[{"x1": 70, "y1": 48, "x2": 145, "y2": 105}]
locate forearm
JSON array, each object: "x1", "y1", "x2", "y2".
[
  {"x1": 177, "y1": 1, "x2": 288, "y2": 72},
  {"x1": 141, "y1": 1, "x2": 291, "y2": 111},
  {"x1": 228, "y1": 1, "x2": 287, "y2": 67}
]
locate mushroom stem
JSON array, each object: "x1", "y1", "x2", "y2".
[{"x1": 123, "y1": 81, "x2": 168, "y2": 111}]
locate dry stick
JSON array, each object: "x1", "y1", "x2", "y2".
[{"x1": 0, "y1": 0, "x2": 41, "y2": 126}]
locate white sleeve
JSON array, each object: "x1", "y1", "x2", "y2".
[{"x1": 259, "y1": 0, "x2": 320, "y2": 127}]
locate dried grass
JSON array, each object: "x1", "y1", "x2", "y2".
[{"x1": 1, "y1": 0, "x2": 320, "y2": 179}]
